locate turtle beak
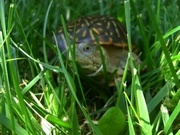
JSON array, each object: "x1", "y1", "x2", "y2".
[{"x1": 56, "y1": 33, "x2": 68, "y2": 56}]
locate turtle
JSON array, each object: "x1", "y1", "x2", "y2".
[{"x1": 55, "y1": 16, "x2": 141, "y2": 84}]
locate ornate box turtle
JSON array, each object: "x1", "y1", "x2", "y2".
[{"x1": 56, "y1": 16, "x2": 140, "y2": 83}]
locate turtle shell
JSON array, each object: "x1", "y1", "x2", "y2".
[{"x1": 56, "y1": 16, "x2": 128, "y2": 53}]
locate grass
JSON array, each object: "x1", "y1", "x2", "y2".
[{"x1": 0, "y1": 0, "x2": 180, "y2": 135}]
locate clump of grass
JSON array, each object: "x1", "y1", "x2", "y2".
[{"x1": 0, "y1": 0, "x2": 179, "y2": 134}]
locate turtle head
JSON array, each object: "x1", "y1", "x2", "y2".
[
  {"x1": 55, "y1": 33, "x2": 109, "y2": 76},
  {"x1": 75, "y1": 42, "x2": 109, "y2": 76}
]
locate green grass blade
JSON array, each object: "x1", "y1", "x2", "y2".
[
  {"x1": 130, "y1": 0, "x2": 154, "y2": 69},
  {"x1": 54, "y1": 32, "x2": 102, "y2": 135},
  {"x1": 164, "y1": 101, "x2": 180, "y2": 134},
  {"x1": 45, "y1": 114, "x2": 72, "y2": 129},
  {"x1": 125, "y1": 1, "x2": 152, "y2": 134},
  {"x1": 21, "y1": 70, "x2": 45, "y2": 95},
  {"x1": 43, "y1": 0, "x2": 53, "y2": 63},
  {"x1": 143, "y1": 0, "x2": 180, "y2": 88},
  {"x1": 0, "y1": 2, "x2": 15, "y2": 133},
  {"x1": 60, "y1": 15, "x2": 87, "y2": 105},
  {"x1": 134, "y1": 75, "x2": 152, "y2": 135},
  {"x1": 0, "y1": 113, "x2": 28, "y2": 135},
  {"x1": 1, "y1": 3, "x2": 38, "y2": 134},
  {"x1": 160, "y1": 105, "x2": 173, "y2": 135},
  {"x1": 147, "y1": 81, "x2": 171, "y2": 113},
  {"x1": 125, "y1": 92, "x2": 136, "y2": 135}
]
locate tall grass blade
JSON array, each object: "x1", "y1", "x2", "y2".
[{"x1": 143, "y1": 0, "x2": 180, "y2": 88}]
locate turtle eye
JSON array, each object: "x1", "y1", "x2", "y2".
[
  {"x1": 78, "y1": 43, "x2": 95, "y2": 55},
  {"x1": 83, "y1": 45, "x2": 91, "y2": 51}
]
